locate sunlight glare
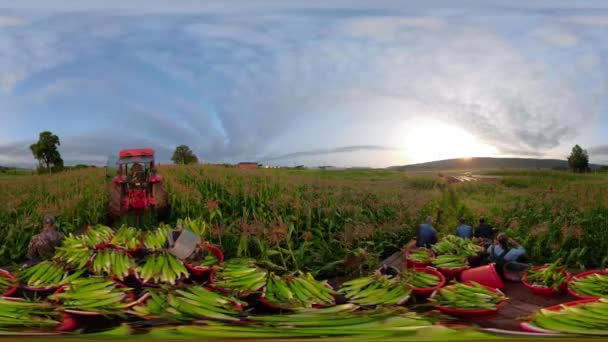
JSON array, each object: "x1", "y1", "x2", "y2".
[{"x1": 400, "y1": 120, "x2": 498, "y2": 164}]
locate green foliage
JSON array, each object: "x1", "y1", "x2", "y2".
[
  {"x1": 162, "y1": 166, "x2": 430, "y2": 277},
  {"x1": 171, "y1": 145, "x2": 199, "y2": 165},
  {"x1": 568, "y1": 144, "x2": 590, "y2": 173},
  {"x1": 2, "y1": 165, "x2": 608, "y2": 274},
  {"x1": 30, "y1": 131, "x2": 63, "y2": 174}
]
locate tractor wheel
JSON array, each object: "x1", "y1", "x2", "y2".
[
  {"x1": 152, "y1": 182, "x2": 169, "y2": 218},
  {"x1": 108, "y1": 184, "x2": 125, "y2": 221}
]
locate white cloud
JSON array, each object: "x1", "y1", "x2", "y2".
[
  {"x1": 531, "y1": 27, "x2": 578, "y2": 47},
  {"x1": 577, "y1": 52, "x2": 601, "y2": 70},
  {"x1": 0, "y1": 16, "x2": 27, "y2": 27},
  {"x1": 336, "y1": 16, "x2": 444, "y2": 39},
  {"x1": 0, "y1": 2, "x2": 607, "y2": 166},
  {"x1": 184, "y1": 23, "x2": 279, "y2": 49},
  {"x1": 0, "y1": 28, "x2": 72, "y2": 93},
  {"x1": 564, "y1": 15, "x2": 608, "y2": 26}
]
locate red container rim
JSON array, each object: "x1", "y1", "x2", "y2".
[
  {"x1": 127, "y1": 240, "x2": 145, "y2": 253},
  {"x1": 184, "y1": 263, "x2": 213, "y2": 276},
  {"x1": 519, "y1": 298, "x2": 600, "y2": 334},
  {"x1": 437, "y1": 265, "x2": 470, "y2": 272},
  {"x1": 197, "y1": 286, "x2": 244, "y2": 311},
  {"x1": 63, "y1": 309, "x2": 103, "y2": 316},
  {"x1": 0, "y1": 269, "x2": 17, "y2": 297},
  {"x1": 258, "y1": 293, "x2": 296, "y2": 311},
  {"x1": 434, "y1": 304, "x2": 500, "y2": 316},
  {"x1": 522, "y1": 266, "x2": 570, "y2": 295},
  {"x1": 2, "y1": 297, "x2": 26, "y2": 302},
  {"x1": 519, "y1": 322, "x2": 564, "y2": 335},
  {"x1": 405, "y1": 247, "x2": 435, "y2": 267},
  {"x1": 436, "y1": 264, "x2": 470, "y2": 279},
  {"x1": 203, "y1": 242, "x2": 225, "y2": 263},
  {"x1": 430, "y1": 282, "x2": 507, "y2": 316},
  {"x1": 93, "y1": 242, "x2": 114, "y2": 250},
  {"x1": 56, "y1": 312, "x2": 78, "y2": 332},
  {"x1": 567, "y1": 270, "x2": 608, "y2": 299},
  {"x1": 407, "y1": 259, "x2": 432, "y2": 268},
  {"x1": 460, "y1": 263, "x2": 505, "y2": 290},
  {"x1": 412, "y1": 267, "x2": 446, "y2": 293},
  {"x1": 22, "y1": 285, "x2": 60, "y2": 292},
  {"x1": 184, "y1": 243, "x2": 224, "y2": 275}
]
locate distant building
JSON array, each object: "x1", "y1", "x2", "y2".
[{"x1": 238, "y1": 162, "x2": 259, "y2": 169}]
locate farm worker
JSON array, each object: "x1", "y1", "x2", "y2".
[
  {"x1": 474, "y1": 217, "x2": 494, "y2": 247},
  {"x1": 487, "y1": 233, "x2": 530, "y2": 281},
  {"x1": 129, "y1": 162, "x2": 145, "y2": 181},
  {"x1": 26, "y1": 215, "x2": 65, "y2": 264},
  {"x1": 415, "y1": 216, "x2": 438, "y2": 249},
  {"x1": 455, "y1": 217, "x2": 473, "y2": 239}
]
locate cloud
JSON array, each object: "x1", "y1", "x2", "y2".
[
  {"x1": 588, "y1": 145, "x2": 608, "y2": 156},
  {"x1": 0, "y1": 2, "x2": 607, "y2": 167},
  {"x1": 496, "y1": 148, "x2": 544, "y2": 158},
  {"x1": 336, "y1": 16, "x2": 444, "y2": 38},
  {"x1": 531, "y1": 27, "x2": 578, "y2": 47},
  {"x1": 260, "y1": 145, "x2": 401, "y2": 162},
  {"x1": 564, "y1": 15, "x2": 608, "y2": 26},
  {"x1": 0, "y1": 16, "x2": 27, "y2": 27}
]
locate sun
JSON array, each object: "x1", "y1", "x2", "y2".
[{"x1": 400, "y1": 120, "x2": 497, "y2": 164}]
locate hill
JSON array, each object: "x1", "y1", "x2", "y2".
[{"x1": 389, "y1": 157, "x2": 605, "y2": 172}]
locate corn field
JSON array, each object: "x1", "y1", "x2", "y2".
[
  {"x1": 0, "y1": 168, "x2": 107, "y2": 265},
  {"x1": 1, "y1": 166, "x2": 608, "y2": 274}
]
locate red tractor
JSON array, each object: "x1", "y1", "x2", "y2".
[{"x1": 109, "y1": 148, "x2": 168, "y2": 220}]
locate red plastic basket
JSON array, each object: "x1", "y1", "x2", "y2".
[
  {"x1": 519, "y1": 298, "x2": 599, "y2": 334},
  {"x1": 405, "y1": 248, "x2": 435, "y2": 268},
  {"x1": 184, "y1": 242, "x2": 224, "y2": 277},
  {"x1": 126, "y1": 240, "x2": 145, "y2": 256},
  {"x1": 430, "y1": 282, "x2": 507, "y2": 317},
  {"x1": 522, "y1": 266, "x2": 570, "y2": 297},
  {"x1": 436, "y1": 265, "x2": 470, "y2": 280},
  {"x1": 0, "y1": 269, "x2": 18, "y2": 297},
  {"x1": 412, "y1": 267, "x2": 446, "y2": 297},
  {"x1": 21, "y1": 284, "x2": 60, "y2": 294},
  {"x1": 56, "y1": 312, "x2": 78, "y2": 332},
  {"x1": 460, "y1": 263, "x2": 505, "y2": 289},
  {"x1": 93, "y1": 242, "x2": 114, "y2": 250},
  {"x1": 567, "y1": 269, "x2": 608, "y2": 299}
]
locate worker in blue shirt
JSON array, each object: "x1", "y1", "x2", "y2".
[
  {"x1": 415, "y1": 216, "x2": 438, "y2": 249},
  {"x1": 487, "y1": 233, "x2": 530, "y2": 281},
  {"x1": 455, "y1": 217, "x2": 473, "y2": 239}
]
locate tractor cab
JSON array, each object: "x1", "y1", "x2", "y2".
[
  {"x1": 109, "y1": 148, "x2": 167, "y2": 221},
  {"x1": 113, "y1": 149, "x2": 161, "y2": 187}
]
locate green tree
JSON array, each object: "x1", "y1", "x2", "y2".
[
  {"x1": 567, "y1": 144, "x2": 589, "y2": 173},
  {"x1": 171, "y1": 145, "x2": 199, "y2": 164},
  {"x1": 30, "y1": 131, "x2": 63, "y2": 174}
]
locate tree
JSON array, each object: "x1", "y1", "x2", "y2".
[
  {"x1": 30, "y1": 131, "x2": 63, "y2": 174},
  {"x1": 171, "y1": 145, "x2": 199, "y2": 164},
  {"x1": 567, "y1": 144, "x2": 589, "y2": 173}
]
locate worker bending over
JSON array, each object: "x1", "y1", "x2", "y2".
[{"x1": 27, "y1": 215, "x2": 64, "y2": 265}]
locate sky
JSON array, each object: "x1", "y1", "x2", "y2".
[{"x1": 1, "y1": 0, "x2": 608, "y2": 168}]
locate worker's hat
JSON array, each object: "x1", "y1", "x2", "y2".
[{"x1": 44, "y1": 215, "x2": 55, "y2": 225}]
